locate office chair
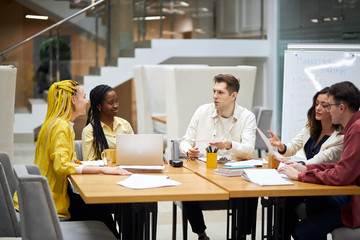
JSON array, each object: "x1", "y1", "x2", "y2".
[
  {"x1": 0, "y1": 152, "x2": 17, "y2": 196},
  {"x1": 14, "y1": 164, "x2": 116, "y2": 240},
  {"x1": 252, "y1": 106, "x2": 272, "y2": 158},
  {"x1": 0, "y1": 162, "x2": 21, "y2": 237}
]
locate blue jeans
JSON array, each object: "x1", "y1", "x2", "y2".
[{"x1": 295, "y1": 195, "x2": 349, "y2": 240}]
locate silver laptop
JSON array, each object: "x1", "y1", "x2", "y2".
[{"x1": 116, "y1": 134, "x2": 164, "y2": 166}]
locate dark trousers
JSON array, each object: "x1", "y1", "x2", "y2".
[
  {"x1": 282, "y1": 197, "x2": 305, "y2": 240},
  {"x1": 182, "y1": 201, "x2": 207, "y2": 234},
  {"x1": 182, "y1": 198, "x2": 258, "y2": 235},
  {"x1": 294, "y1": 195, "x2": 349, "y2": 240},
  {"x1": 67, "y1": 186, "x2": 118, "y2": 238}
]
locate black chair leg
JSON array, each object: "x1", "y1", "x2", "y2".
[
  {"x1": 182, "y1": 213, "x2": 188, "y2": 240},
  {"x1": 172, "y1": 202, "x2": 177, "y2": 240}
]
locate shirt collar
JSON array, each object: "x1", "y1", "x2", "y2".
[
  {"x1": 211, "y1": 103, "x2": 240, "y2": 122},
  {"x1": 341, "y1": 111, "x2": 360, "y2": 135},
  {"x1": 100, "y1": 117, "x2": 122, "y2": 130}
]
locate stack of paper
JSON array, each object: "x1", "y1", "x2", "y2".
[
  {"x1": 214, "y1": 167, "x2": 245, "y2": 177},
  {"x1": 225, "y1": 159, "x2": 263, "y2": 167},
  {"x1": 241, "y1": 169, "x2": 293, "y2": 186},
  {"x1": 117, "y1": 174, "x2": 181, "y2": 189}
]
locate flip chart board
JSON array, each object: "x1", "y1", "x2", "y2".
[{"x1": 281, "y1": 45, "x2": 360, "y2": 143}]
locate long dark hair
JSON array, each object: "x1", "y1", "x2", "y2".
[
  {"x1": 306, "y1": 87, "x2": 340, "y2": 138},
  {"x1": 86, "y1": 84, "x2": 113, "y2": 159}
]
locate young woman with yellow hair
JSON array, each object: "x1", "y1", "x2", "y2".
[{"x1": 14, "y1": 80, "x2": 129, "y2": 237}]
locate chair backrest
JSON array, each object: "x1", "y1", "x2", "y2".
[
  {"x1": 165, "y1": 66, "x2": 257, "y2": 156},
  {"x1": 332, "y1": 227, "x2": 360, "y2": 240},
  {"x1": 0, "y1": 152, "x2": 17, "y2": 196},
  {"x1": 74, "y1": 140, "x2": 83, "y2": 161},
  {"x1": 14, "y1": 164, "x2": 63, "y2": 240},
  {"x1": 134, "y1": 65, "x2": 207, "y2": 134},
  {"x1": 253, "y1": 107, "x2": 273, "y2": 151},
  {"x1": 0, "y1": 163, "x2": 21, "y2": 237}
]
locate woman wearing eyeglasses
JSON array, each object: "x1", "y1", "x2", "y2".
[
  {"x1": 268, "y1": 87, "x2": 343, "y2": 168},
  {"x1": 267, "y1": 87, "x2": 344, "y2": 240}
]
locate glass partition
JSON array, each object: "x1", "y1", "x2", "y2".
[
  {"x1": 0, "y1": 0, "x2": 107, "y2": 108},
  {"x1": 1, "y1": 0, "x2": 265, "y2": 108}
]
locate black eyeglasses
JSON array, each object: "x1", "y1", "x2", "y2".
[{"x1": 323, "y1": 103, "x2": 339, "y2": 110}]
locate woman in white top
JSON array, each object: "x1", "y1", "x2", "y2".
[
  {"x1": 268, "y1": 87, "x2": 343, "y2": 170},
  {"x1": 268, "y1": 87, "x2": 344, "y2": 240}
]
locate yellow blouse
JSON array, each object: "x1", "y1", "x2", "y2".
[
  {"x1": 81, "y1": 116, "x2": 134, "y2": 161},
  {"x1": 14, "y1": 118, "x2": 78, "y2": 219}
]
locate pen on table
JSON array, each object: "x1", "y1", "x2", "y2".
[{"x1": 73, "y1": 159, "x2": 82, "y2": 165}]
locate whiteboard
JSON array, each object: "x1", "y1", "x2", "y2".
[{"x1": 281, "y1": 49, "x2": 360, "y2": 143}]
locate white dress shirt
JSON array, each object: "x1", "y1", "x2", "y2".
[{"x1": 180, "y1": 103, "x2": 256, "y2": 160}]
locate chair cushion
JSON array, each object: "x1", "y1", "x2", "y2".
[
  {"x1": 60, "y1": 221, "x2": 116, "y2": 240},
  {"x1": 331, "y1": 227, "x2": 360, "y2": 240}
]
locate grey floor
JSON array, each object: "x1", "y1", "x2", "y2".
[{"x1": 13, "y1": 140, "x2": 332, "y2": 240}]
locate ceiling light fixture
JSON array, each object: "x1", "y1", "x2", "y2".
[
  {"x1": 179, "y1": 1, "x2": 190, "y2": 7},
  {"x1": 133, "y1": 16, "x2": 165, "y2": 21},
  {"x1": 26, "y1": 14, "x2": 48, "y2": 20}
]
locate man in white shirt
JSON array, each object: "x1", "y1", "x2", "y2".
[
  {"x1": 180, "y1": 74, "x2": 257, "y2": 240},
  {"x1": 180, "y1": 73, "x2": 256, "y2": 160}
]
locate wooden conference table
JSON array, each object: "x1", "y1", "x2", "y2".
[
  {"x1": 69, "y1": 164, "x2": 228, "y2": 204},
  {"x1": 183, "y1": 160, "x2": 360, "y2": 240},
  {"x1": 70, "y1": 160, "x2": 360, "y2": 240}
]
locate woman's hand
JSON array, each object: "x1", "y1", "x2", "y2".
[
  {"x1": 273, "y1": 155, "x2": 288, "y2": 166},
  {"x1": 267, "y1": 130, "x2": 285, "y2": 152},
  {"x1": 278, "y1": 165, "x2": 300, "y2": 180},
  {"x1": 102, "y1": 167, "x2": 131, "y2": 175}
]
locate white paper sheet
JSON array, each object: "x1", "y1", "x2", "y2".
[
  {"x1": 117, "y1": 174, "x2": 181, "y2": 189},
  {"x1": 225, "y1": 159, "x2": 263, "y2": 167},
  {"x1": 118, "y1": 165, "x2": 165, "y2": 170},
  {"x1": 183, "y1": 137, "x2": 223, "y2": 143},
  {"x1": 256, "y1": 127, "x2": 282, "y2": 157},
  {"x1": 81, "y1": 160, "x2": 106, "y2": 166},
  {"x1": 241, "y1": 169, "x2": 294, "y2": 186}
]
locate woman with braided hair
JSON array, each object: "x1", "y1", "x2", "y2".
[
  {"x1": 13, "y1": 80, "x2": 128, "y2": 237},
  {"x1": 82, "y1": 84, "x2": 133, "y2": 161}
]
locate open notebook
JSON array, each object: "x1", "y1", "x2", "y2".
[{"x1": 116, "y1": 134, "x2": 165, "y2": 172}]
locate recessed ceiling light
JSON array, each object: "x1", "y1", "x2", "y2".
[
  {"x1": 26, "y1": 14, "x2": 48, "y2": 20},
  {"x1": 133, "y1": 16, "x2": 165, "y2": 21},
  {"x1": 179, "y1": 1, "x2": 190, "y2": 7},
  {"x1": 311, "y1": 19, "x2": 319, "y2": 23}
]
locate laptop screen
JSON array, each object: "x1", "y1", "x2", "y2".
[{"x1": 116, "y1": 134, "x2": 164, "y2": 165}]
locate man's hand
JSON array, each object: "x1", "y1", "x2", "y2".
[
  {"x1": 288, "y1": 162, "x2": 307, "y2": 172},
  {"x1": 188, "y1": 147, "x2": 200, "y2": 158},
  {"x1": 267, "y1": 130, "x2": 285, "y2": 152},
  {"x1": 278, "y1": 165, "x2": 300, "y2": 180},
  {"x1": 210, "y1": 139, "x2": 232, "y2": 150}
]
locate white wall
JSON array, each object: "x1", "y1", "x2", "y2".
[{"x1": 0, "y1": 66, "x2": 17, "y2": 163}]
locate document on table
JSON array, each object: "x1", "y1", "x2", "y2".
[
  {"x1": 256, "y1": 127, "x2": 282, "y2": 158},
  {"x1": 118, "y1": 165, "x2": 165, "y2": 171},
  {"x1": 225, "y1": 159, "x2": 263, "y2": 167},
  {"x1": 198, "y1": 156, "x2": 221, "y2": 162},
  {"x1": 81, "y1": 160, "x2": 106, "y2": 166},
  {"x1": 183, "y1": 137, "x2": 223, "y2": 143},
  {"x1": 117, "y1": 174, "x2": 181, "y2": 189},
  {"x1": 241, "y1": 169, "x2": 294, "y2": 186}
]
